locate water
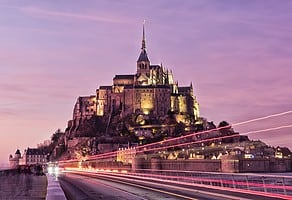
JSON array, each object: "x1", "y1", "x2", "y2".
[{"x1": 0, "y1": 163, "x2": 9, "y2": 171}]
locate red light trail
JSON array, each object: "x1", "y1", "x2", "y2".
[
  {"x1": 57, "y1": 111, "x2": 292, "y2": 200},
  {"x1": 59, "y1": 110, "x2": 292, "y2": 168},
  {"x1": 232, "y1": 110, "x2": 292, "y2": 127},
  {"x1": 63, "y1": 168, "x2": 292, "y2": 199}
]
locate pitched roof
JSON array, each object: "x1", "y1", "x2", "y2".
[
  {"x1": 137, "y1": 23, "x2": 150, "y2": 62},
  {"x1": 113, "y1": 75, "x2": 135, "y2": 80},
  {"x1": 137, "y1": 50, "x2": 150, "y2": 62},
  {"x1": 124, "y1": 85, "x2": 135, "y2": 89},
  {"x1": 99, "y1": 86, "x2": 112, "y2": 90},
  {"x1": 15, "y1": 149, "x2": 21, "y2": 155},
  {"x1": 150, "y1": 65, "x2": 161, "y2": 69},
  {"x1": 134, "y1": 85, "x2": 170, "y2": 89},
  {"x1": 178, "y1": 86, "x2": 191, "y2": 92},
  {"x1": 26, "y1": 148, "x2": 46, "y2": 155}
]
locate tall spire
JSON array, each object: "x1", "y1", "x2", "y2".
[
  {"x1": 142, "y1": 20, "x2": 146, "y2": 50},
  {"x1": 137, "y1": 20, "x2": 149, "y2": 62}
]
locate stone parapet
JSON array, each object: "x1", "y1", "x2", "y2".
[{"x1": 46, "y1": 174, "x2": 67, "y2": 200}]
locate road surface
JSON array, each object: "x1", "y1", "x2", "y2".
[{"x1": 58, "y1": 170, "x2": 285, "y2": 200}]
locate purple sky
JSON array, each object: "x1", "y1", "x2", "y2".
[{"x1": 1, "y1": 0, "x2": 292, "y2": 164}]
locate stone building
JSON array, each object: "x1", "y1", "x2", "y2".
[
  {"x1": 9, "y1": 148, "x2": 47, "y2": 167},
  {"x1": 22, "y1": 148, "x2": 47, "y2": 165},
  {"x1": 95, "y1": 25, "x2": 199, "y2": 120},
  {"x1": 9, "y1": 149, "x2": 22, "y2": 168},
  {"x1": 71, "y1": 25, "x2": 199, "y2": 126}
]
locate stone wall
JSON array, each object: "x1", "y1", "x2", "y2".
[
  {"x1": 242, "y1": 158, "x2": 292, "y2": 172},
  {"x1": 132, "y1": 157, "x2": 221, "y2": 172},
  {"x1": 132, "y1": 157, "x2": 292, "y2": 173},
  {"x1": 238, "y1": 159, "x2": 271, "y2": 172},
  {"x1": 221, "y1": 158, "x2": 240, "y2": 173},
  {"x1": 67, "y1": 137, "x2": 90, "y2": 149},
  {"x1": 160, "y1": 159, "x2": 221, "y2": 172},
  {"x1": 221, "y1": 156, "x2": 292, "y2": 173}
]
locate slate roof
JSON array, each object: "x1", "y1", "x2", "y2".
[
  {"x1": 134, "y1": 85, "x2": 170, "y2": 89},
  {"x1": 99, "y1": 86, "x2": 112, "y2": 90},
  {"x1": 125, "y1": 85, "x2": 170, "y2": 89},
  {"x1": 137, "y1": 50, "x2": 149, "y2": 62},
  {"x1": 15, "y1": 149, "x2": 21, "y2": 155},
  {"x1": 113, "y1": 75, "x2": 135, "y2": 80},
  {"x1": 115, "y1": 84, "x2": 133, "y2": 87},
  {"x1": 150, "y1": 65, "x2": 161, "y2": 69},
  {"x1": 277, "y1": 147, "x2": 291, "y2": 156},
  {"x1": 26, "y1": 148, "x2": 46, "y2": 155},
  {"x1": 178, "y1": 87, "x2": 191, "y2": 93},
  {"x1": 124, "y1": 85, "x2": 135, "y2": 89}
]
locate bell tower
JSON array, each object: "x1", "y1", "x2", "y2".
[{"x1": 137, "y1": 22, "x2": 150, "y2": 78}]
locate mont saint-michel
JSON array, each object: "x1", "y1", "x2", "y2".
[
  {"x1": 9, "y1": 25, "x2": 292, "y2": 174},
  {"x1": 67, "y1": 24, "x2": 199, "y2": 140},
  {"x1": 3, "y1": 2, "x2": 292, "y2": 199}
]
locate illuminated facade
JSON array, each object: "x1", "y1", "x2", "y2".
[
  {"x1": 117, "y1": 147, "x2": 137, "y2": 164},
  {"x1": 9, "y1": 149, "x2": 22, "y2": 168},
  {"x1": 22, "y1": 148, "x2": 47, "y2": 165},
  {"x1": 9, "y1": 148, "x2": 47, "y2": 167},
  {"x1": 73, "y1": 95, "x2": 96, "y2": 120},
  {"x1": 73, "y1": 25, "x2": 199, "y2": 123}
]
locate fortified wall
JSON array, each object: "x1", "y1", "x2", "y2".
[
  {"x1": 76, "y1": 156, "x2": 292, "y2": 173},
  {"x1": 130, "y1": 156, "x2": 292, "y2": 173}
]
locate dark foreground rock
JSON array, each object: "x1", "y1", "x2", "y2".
[{"x1": 0, "y1": 172, "x2": 47, "y2": 199}]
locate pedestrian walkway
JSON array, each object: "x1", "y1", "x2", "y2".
[{"x1": 46, "y1": 174, "x2": 67, "y2": 200}]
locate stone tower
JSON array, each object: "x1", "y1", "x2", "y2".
[{"x1": 136, "y1": 23, "x2": 151, "y2": 85}]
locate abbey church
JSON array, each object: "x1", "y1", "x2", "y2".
[{"x1": 72, "y1": 25, "x2": 200, "y2": 132}]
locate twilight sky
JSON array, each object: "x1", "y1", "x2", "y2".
[{"x1": 1, "y1": 0, "x2": 292, "y2": 164}]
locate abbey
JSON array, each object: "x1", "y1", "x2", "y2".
[{"x1": 73, "y1": 25, "x2": 199, "y2": 126}]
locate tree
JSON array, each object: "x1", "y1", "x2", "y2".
[
  {"x1": 218, "y1": 121, "x2": 233, "y2": 136},
  {"x1": 174, "y1": 122, "x2": 186, "y2": 136},
  {"x1": 51, "y1": 129, "x2": 63, "y2": 143}
]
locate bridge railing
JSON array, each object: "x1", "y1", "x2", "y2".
[
  {"x1": 64, "y1": 166, "x2": 292, "y2": 198},
  {"x1": 133, "y1": 169, "x2": 292, "y2": 197}
]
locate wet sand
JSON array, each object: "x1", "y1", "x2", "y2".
[{"x1": 0, "y1": 171, "x2": 47, "y2": 199}]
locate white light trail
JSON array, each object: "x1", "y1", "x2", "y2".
[
  {"x1": 58, "y1": 110, "x2": 292, "y2": 164},
  {"x1": 241, "y1": 124, "x2": 292, "y2": 135},
  {"x1": 233, "y1": 110, "x2": 292, "y2": 127}
]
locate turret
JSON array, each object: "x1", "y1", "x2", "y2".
[{"x1": 15, "y1": 149, "x2": 21, "y2": 159}]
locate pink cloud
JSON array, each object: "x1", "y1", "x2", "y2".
[{"x1": 20, "y1": 6, "x2": 129, "y2": 24}]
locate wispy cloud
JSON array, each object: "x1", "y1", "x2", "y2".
[
  {"x1": 19, "y1": 6, "x2": 128, "y2": 24},
  {"x1": 0, "y1": 107, "x2": 18, "y2": 119}
]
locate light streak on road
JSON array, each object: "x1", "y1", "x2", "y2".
[
  {"x1": 64, "y1": 168, "x2": 291, "y2": 199},
  {"x1": 103, "y1": 177, "x2": 197, "y2": 200},
  {"x1": 58, "y1": 109, "x2": 292, "y2": 182},
  {"x1": 65, "y1": 170, "x2": 233, "y2": 200},
  {"x1": 66, "y1": 167, "x2": 292, "y2": 191}
]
